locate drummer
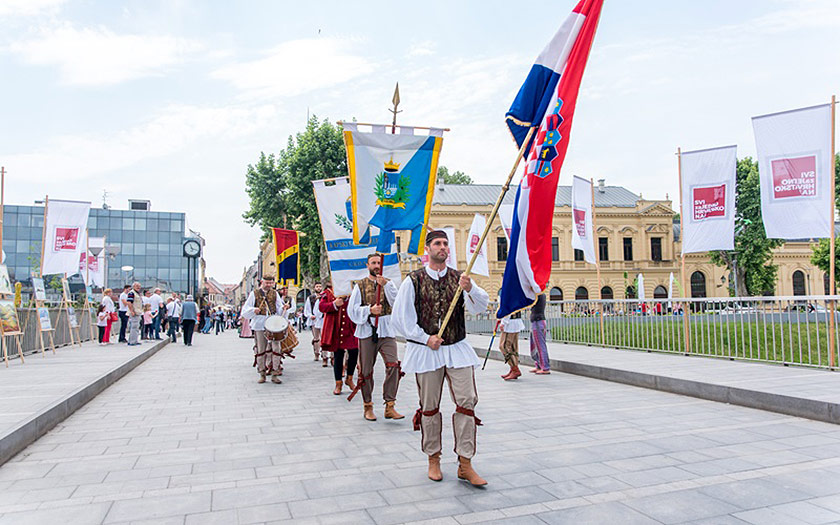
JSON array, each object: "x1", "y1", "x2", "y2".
[{"x1": 242, "y1": 275, "x2": 287, "y2": 384}]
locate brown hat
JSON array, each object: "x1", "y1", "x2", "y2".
[
  {"x1": 262, "y1": 275, "x2": 275, "y2": 282},
  {"x1": 425, "y1": 230, "x2": 448, "y2": 245}
]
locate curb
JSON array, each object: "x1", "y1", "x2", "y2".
[
  {"x1": 476, "y1": 347, "x2": 840, "y2": 425},
  {"x1": 0, "y1": 339, "x2": 170, "y2": 466}
]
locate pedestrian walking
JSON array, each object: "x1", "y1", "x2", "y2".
[
  {"x1": 529, "y1": 294, "x2": 550, "y2": 374},
  {"x1": 118, "y1": 284, "x2": 130, "y2": 342},
  {"x1": 165, "y1": 297, "x2": 181, "y2": 342},
  {"x1": 101, "y1": 288, "x2": 116, "y2": 344},
  {"x1": 150, "y1": 288, "x2": 164, "y2": 339},
  {"x1": 126, "y1": 282, "x2": 143, "y2": 346},
  {"x1": 180, "y1": 295, "x2": 198, "y2": 346},
  {"x1": 319, "y1": 280, "x2": 358, "y2": 395},
  {"x1": 499, "y1": 311, "x2": 524, "y2": 380}
]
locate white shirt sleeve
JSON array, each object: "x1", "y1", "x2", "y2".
[
  {"x1": 276, "y1": 295, "x2": 285, "y2": 315},
  {"x1": 463, "y1": 279, "x2": 489, "y2": 315},
  {"x1": 242, "y1": 292, "x2": 257, "y2": 320},
  {"x1": 304, "y1": 297, "x2": 312, "y2": 318},
  {"x1": 392, "y1": 276, "x2": 430, "y2": 345},
  {"x1": 348, "y1": 284, "x2": 369, "y2": 326},
  {"x1": 384, "y1": 279, "x2": 399, "y2": 306}
]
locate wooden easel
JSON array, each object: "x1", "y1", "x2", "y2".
[
  {"x1": 57, "y1": 277, "x2": 82, "y2": 348},
  {"x1": 1, "y1": 322, "x2": 24, "y2": 367},
  {"x1": 33, "y1": 299, "x2": 57, "y2": 356}
]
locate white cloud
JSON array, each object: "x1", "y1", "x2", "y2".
[
  {"x1": 0, "y1": 0, "x2": 66, "y2": 17},
  {"x1": 5, "y1": 103, "x2": 278, "y2": 181},
  {"x1": 211, "y1": 37, "x2": 376, "y2": 98},
  {"x1": 9, "y1": 23, "x2": 205, "y2": 85}
]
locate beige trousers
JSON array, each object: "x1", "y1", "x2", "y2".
[
  {"x1": 414, "y1": 366, "x2": 479, "y2": 458},
  {"x1": 499, "y1": 332, "x2": 520, "y2": 367},
  {"x1": 311, "y1": 327, "x2": 322, "y2": 359},
  {"x1": 254, "y1": 330, "x2": 282, "y2": 375},
  {"x1": 357, "y1": 336, "x2": 402, "y2": 403}
]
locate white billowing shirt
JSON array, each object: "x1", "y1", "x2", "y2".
[
  {"x1": 392, "y1": 266, "x2": 489, "y2": 374},
  {"x1": 165, "y1": 300, "x2": 181, "y2": 318},
  {"x1": 348, "y1": 278, "x2": 399, "y2": 339},
  {"x1": 501, "y1": 316, "x2": 524, "y2": 333},
  {"x1": 304, "y1": 295, "x2": 324, "y2": 329},
  {"x1": 118, "y1": 292, "x2": 129, "y2": 312},
  {"x1": 241, "y1": 289, "x2": 285, "y2": 331},
  {"x1": 149, "y1": 293, "x2": 163, "y2": 311},
  {"x1": 102, "y1": 295, "x2": 116, "y2": 314}
]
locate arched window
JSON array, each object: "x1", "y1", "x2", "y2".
[
  {"x1": 653, "y1": 285, "x2": 668, "y2": 299},
  {"x1": 625, "y1": 286, "x2": 637, "y2": 299},
  {"x1": 296, "y1": 289, "x2": 309, "y2": 304},
  {"x1": 575, "y1": 286, "x2": 589, "y2": 301},
  {"x1": 792, "y1": 270, "x2": 806, "y2": 296},
  {"x1": 690, "y1": 271, "x2": 707, "y2": 298},
  {"x1": 600, "y1": 286, "x2": 613, "y2": 300},
  {"x1": 549, "y1": 287, "x2": 563, "y2": 302}
]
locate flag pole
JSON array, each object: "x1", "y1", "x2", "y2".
[
  {"x1": 591, "y1": 178, "x2": 605, "y2": 345},
  {"x1": 829, "y1": 94, "x2": 836, "y2": 368},
  {"x1": 436, "y1": 126, "x2": 536, "y2": 339},
  {"x1": 39, "y1": 196, "x2": 49, "y2": 278},
  {"x1": 677, "y1": 148, "x2": 692, "y2": 355}
]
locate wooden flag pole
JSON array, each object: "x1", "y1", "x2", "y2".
[
  {"x1": 436, "y1": 126, "x2": 536, "y2": 339},
  {"x1": 591, "y1": 178, "x2": 605, "y2": 345},
  {"x1": 39, "y1": 196, "x2": 48, "y2": 277},
  {"x1": 677, "y1": 148, "x2": 692, "y2": 355},
  {"x1": 829, "y1": 95, "x2": 836, "y2": 369}
]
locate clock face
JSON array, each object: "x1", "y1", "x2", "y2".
[{"x1": 184, "y1": 241, "x2": 200, "y2": 256}]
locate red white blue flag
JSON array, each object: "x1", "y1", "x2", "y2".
[{"x1": 498, "y1": 0, "x2": 603, "y2": 318}]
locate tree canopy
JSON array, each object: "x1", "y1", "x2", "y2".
[
  {"x1": 243, "y1": 116, "x2": 346, "y2": 283},
  {"x1": 437, "y1": 165, "x2": 473, "y2": 185},
  {"x1": 809, "y1": 154, "x2": 840, "y2": 285}
]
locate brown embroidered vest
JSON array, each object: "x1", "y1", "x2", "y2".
[
  {"x1": 409, "y1": 268, "x2": 466, "y2": 344},
  {"x1": 355, "y1": 277, "x2": 392, "y2": 317},
  {"x1": 253, "y1": 288, "x2": 277, "y2": 315}
]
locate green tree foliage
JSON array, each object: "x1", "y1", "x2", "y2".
[
  {"x1": 243, "y1": 116, "x2": 346, "y2": 282},
  {"x1": 810, "y1": 154, "x2": 840, "y2": 286},
  {"x1": 437, "y1": 165, "x2": 473, "y2": 184},
  {"x1": 709, "y1": 157, "x2": 782, "y2": 296}
]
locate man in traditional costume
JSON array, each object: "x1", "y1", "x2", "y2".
[
  {"x1": 347, "y1": 253, "x2": 404, "y2": 421},
  {"x1": 242, "y1": 275, "x2": 287, "y2": 384},
  {"x1": 319, "y1": 280, "x2": 358, "y2": 395},
  {"x1": 304, "y1": 282, "x2": 324, "y2": 363},
  {"x1": 499, "y1": 311, "x2": 524, "y2": 380},
  {"x1": 392, "y1": 230, "x2": 490, "y2": 486}
]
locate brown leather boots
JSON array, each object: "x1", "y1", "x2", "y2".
[
  {"x1": 363, "y1": 402, "x2": 376, "y2": 421},
  {"x1": 428, "y1": 453, "x2": 442, "y2": 481},
  {"x1": 333, "y1": 380, "x2": 342, "y2": 395},
  {"x1": 457, "y1": 456, "x2": 488, "y2": 486},
  {"x1": 384, "y1": 401, "x2": 404, "y2": 419}
]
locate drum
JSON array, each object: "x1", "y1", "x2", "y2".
[
  {"x1": 280, "y1": 325, "x2": 299, "y2": 354},
  {"x1": 264, "y1": 315, "x2": 289, "y2": 342}
]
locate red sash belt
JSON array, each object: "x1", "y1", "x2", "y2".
[{"x1": 413, "y1": 407, "x2": 440, "y2": 431}]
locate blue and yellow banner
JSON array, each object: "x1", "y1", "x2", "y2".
[
  {"x1": 342, "y1": 123, "x2": 444, "y2": 255},
  {"x1": 270, "y1": 228, "x2": 300, "y2": 286}
]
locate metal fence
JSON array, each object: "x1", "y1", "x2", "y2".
[
  {"x1": 4, "y1": 308, "x2": 96, "y2": 361},
  {"x1": 466, "y1": 296, "x2": 840, "y2": 369}
]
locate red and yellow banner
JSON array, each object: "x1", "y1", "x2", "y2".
[{"x1": 271, "y1": 228, "x2": 300, "y2": 286}]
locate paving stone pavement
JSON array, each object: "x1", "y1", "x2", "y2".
[{"x1": 2, "y1": 330, "x2": 840, "y2": 524}]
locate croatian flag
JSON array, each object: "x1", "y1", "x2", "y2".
[{"x1": 498, "y1": 0, "x2": 603, "y2": 318}]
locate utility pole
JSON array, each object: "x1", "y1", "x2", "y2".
[{"x1": 389, "y1": 82, "x2": 401, "y2": 134}]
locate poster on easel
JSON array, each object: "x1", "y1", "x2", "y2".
[
  {"x1": 38, "y1": 307, "x2": 52, "y2": 331},
  {"x1": 0, "y1": 298, "x2": 24, "y2": 367},
  {"x1": 0, "y1": 265, "x2": 12, "y2": 295},
  {"x1": 61, "y1": 279, "x2": 71, "y2": 303},
  {"x1": 32, "y1": 277, "x2": 47, "y2": 301},
  {"x1": 67, "y1": 306, "x2": 79, "y2": 328}
]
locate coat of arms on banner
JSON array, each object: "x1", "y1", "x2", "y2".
[{"x1": 375, "y1": 157, "x2": 410, "y2": 209}]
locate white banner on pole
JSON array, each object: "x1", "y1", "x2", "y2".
[
  {"x1": 443, "y1": 226, "x2": 458, "y2": 270},
  {"x1": 680, "y1": 145, "x2": 737, "y2": 254},
  {"x1": 80, "y1": 236, "x2": 106, "y2": 287},
  {"x1": 752, "y1": 103, "x2": 832, "y2": 239},
  {"x1": 465, "y1": 214, "x2": 490, "y2": 277},
  {"x1": 42, "y1": 199, "x2": 91, "y2": 276},
  {"x1": 312, "y1": 178, "x2": 401, "y2": 297},
  {"x1": 571, "y1": 176, "x2": 596, "y2": 264},
  {"x1": 499, "y1": 204, "x2": 514, "y2": 243},
  {"x1": 637, "y1": 273, "x2": 646, "y2": 301}
]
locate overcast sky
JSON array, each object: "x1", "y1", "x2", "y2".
[{"x1": 1, "y1": 0, "x2": 838, "y2": 283}]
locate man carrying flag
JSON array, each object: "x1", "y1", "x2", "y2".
[{"x1": 498, "y1": 0, "x2": 604, "y2": 319}]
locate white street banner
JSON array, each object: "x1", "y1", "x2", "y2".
[
  {"x1": 465, "y1": 214, "x2": 489, "y2": 277},
  {"x1": 499, "y1": 204, "x2": 514, "y2": 242},
  {"x1": 752, "y1": 103, "x2": 832, "y2": 239},
  {"x1": 637, "y1": 273, "x2": 646, "y2": 301},
  {"x1": 443, "y1": 226, "x2": 458, "y2": 270},
  {"x1": 570, "y1": 176, "x2": 596, "y2": 264},
  {"x1": 680, "y1": 145, "x2": 737, "y2": 254},
  {"x1": 312, "y1": 178, "x2": 400, "y2": 297},
  {"x1": 42, "y1": 199, "x2": 91, "y2": 276},
  {"x1": 80, "y1": 236, "x2": 106, "y2": 287}
]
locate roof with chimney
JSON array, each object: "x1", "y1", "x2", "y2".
[{"x1": 432, "y1": 183, "x2": 640, "y2": 208}]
